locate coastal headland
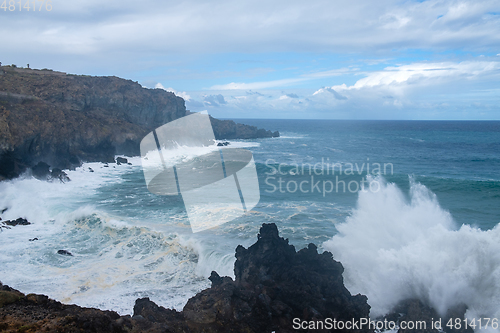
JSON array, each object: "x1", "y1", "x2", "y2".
[{"x1": 0, "y1": 65, "x2": 279, "y2": 180}]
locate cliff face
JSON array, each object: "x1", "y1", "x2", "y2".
[{"x1": 0, "y1": 66, "x2": 278, "y2": 179}]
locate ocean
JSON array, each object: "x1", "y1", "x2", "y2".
[{"x1": 1, "y1": 120, "x2": 499, "y2": 325}]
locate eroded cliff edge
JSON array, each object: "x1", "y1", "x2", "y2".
[{"x1": 0, "y1": 66, "x2": 279, "y2": 180}]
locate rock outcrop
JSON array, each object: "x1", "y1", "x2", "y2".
[
  {"x1": 177, "y1": 223, "x2": 371, "y2": 332},
  {"x1": 0, "y1": 66, "x2": 279, "y2": 180},
  {"x1": 210, "y1": 116, "x2": 279, "y2": 140},
  {"x1": 0, "y1": 283, "x2": 128, "y2": 333}
]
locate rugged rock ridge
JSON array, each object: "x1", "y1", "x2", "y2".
[
  {"x1": 177, "y1": 223, "x2": 371, "y2": 332},
  {"x1": 0, "y1": 66, "x2": 279, "y2": 180}
]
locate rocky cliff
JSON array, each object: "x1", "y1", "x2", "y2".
[{"x1": 0, "y1": 66, "x2": 278, "y2": 180}]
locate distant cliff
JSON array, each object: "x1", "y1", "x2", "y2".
[{"x1": 0, "y1": 66, "x2": 278, "y2": 179}]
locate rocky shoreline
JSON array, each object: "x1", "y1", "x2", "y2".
[
  {"x1": 0, "y1": 65, "x2": 279, "y2": 180},
  {"x1": 0, "y1": 223, "x2": 471, "y2": 333}
]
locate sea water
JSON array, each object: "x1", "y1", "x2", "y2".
[{"x1": 1, "y1": 120, "x2": 499, "y2": 328}]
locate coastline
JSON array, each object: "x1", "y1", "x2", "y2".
[
  {"x1": 0, "y1": 223, "x2": 470, "y2": 333},
  {"x1": 0, "y1": 65, "x2": 279, "y2": 181}
]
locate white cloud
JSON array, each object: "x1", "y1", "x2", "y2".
[
  {"x1": 155, "y1": 83, "x2": 191, "y2": 101},
  {"x1": 315, "y1": 61, "x2": 500, "y2": 94},
  {"x1": 209, "y1": 67, "x2": 356, "y2": 90},
  {"x1": 209, "y1": 78, "x2": 308, "y2": 90},
  {"x1": 2, "y1": 0, "x2": 499, "y2": 57},
  {"x1": 191, "y1": 59, "x2": 500, "y2": 119}
]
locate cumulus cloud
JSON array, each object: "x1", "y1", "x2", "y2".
[
  {"x1": 203, "y1": 94, "x2": 227, "y2": 107},
  {"x1": 155, "y1": 83, "x2": 191, "y2": 101},
  {"x1": 189, "y1": 59, "x2": 500, "y2": 119},
  {"x1": 2, "y1": 0, "x2": 499, "y2": 58},
  {"x1": 313, "y1": 87, "x2": 347, "y2": 100},
  {"x1": 307, "y1": 59, "x2": 500, "y2": 118},
  {"x1": 314, "y1": 61, "x2": 500, "y2": 95},
  {"x1": 209, "y1": 78, "x2": 308, "y2": 90}
]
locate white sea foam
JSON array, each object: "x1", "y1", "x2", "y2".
[
  {"x1": 0, "y1": 206, "x2": 212, "y2": 314},
  {"x1": 323, "y1": 176, "x2": 500, "y2": 328},
  {"x1": 0, "y1": 158, "x2": 218, "y2": 314}
]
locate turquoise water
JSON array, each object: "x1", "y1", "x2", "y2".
[{"x1": 1, "y1": 120, "x2": 499, "y2": 323}]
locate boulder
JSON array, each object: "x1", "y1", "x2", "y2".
[
  {"x1": 3, "y1": 217, "x2": 30, "y2": 226},
  {"x1": 116, "y1": 157, "x2": 128, "y2": 165}
]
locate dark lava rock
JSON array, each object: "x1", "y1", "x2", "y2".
[
  {"x1": 116, "y1": 157, "x2": 128, "y2": 165},
  {"x1": 0, "y1": 284, "x2": 126, "y2": 333},
  {"x1": 30, "y1": 162, "x2": 70, "y2": 182},
  {"x1": 3, "y1": 217, "x2": 30, "y2": 226},
  {"x1": 57, "y1": 250, "x2": 73, "y2": 256},
  {"x1": 133, "y1": 297, "x2": 188, "y2": 331},
  {"x1": 31, "y1": 161, "x2": 51, "y2": 180},
  {"x1": 51, "y1": 168, "x2": 70, "y2": 182},
  {"x1": 210, "y1": 117, "x2": 279, "y2": 140},
  {"x1": 180, "y1": 223, "x2": 371, "y2": 333}
]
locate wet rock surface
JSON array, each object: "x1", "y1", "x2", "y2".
[
  {"x1": 57, "y1": 250, "x2": 73, "y2": 256},
  {"x1": 178, "y1": 223, "x2": 371, "y2": 332},
  {"x1": 1, "y1": 218, "x2": 30, "y2": 226}
]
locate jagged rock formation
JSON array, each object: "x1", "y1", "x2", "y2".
[
  {"x1": 0, "y1": 66, "x2": 278, "y2": 180},
  {"x1": 178, "y1": 223, "x2": 371, "y2": 332},
  {"x1": 0, "y1": 223, "x2": 370, "y2": 333}
]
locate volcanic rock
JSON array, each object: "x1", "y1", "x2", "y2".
[
  {"x1": 116, "y1": 157, "x2": 128, "y2": 165},
  {"x1": 2, "y1": 218, "x2": 30, "y2": 226}
]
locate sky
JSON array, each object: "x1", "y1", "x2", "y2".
[{"x1": 1, "y1": 0, "x2": 500, "y2": 119}]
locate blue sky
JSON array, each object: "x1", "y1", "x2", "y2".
[{"x1": 1, "y1": 0, "x2": 500, "y2": 119}]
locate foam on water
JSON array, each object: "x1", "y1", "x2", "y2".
[
  {"x1": 144, "y1": 141, "x2": 260, "y2": 166},
  {"x1": 0, "y1": 211, "x2": 211, "y2": 314},
  {"x1": 323, "y1": 176, "x2": 500, "y2": 327},
  {"x1": 0, "y1": 153, "x2": 239, "y2": 314}
]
